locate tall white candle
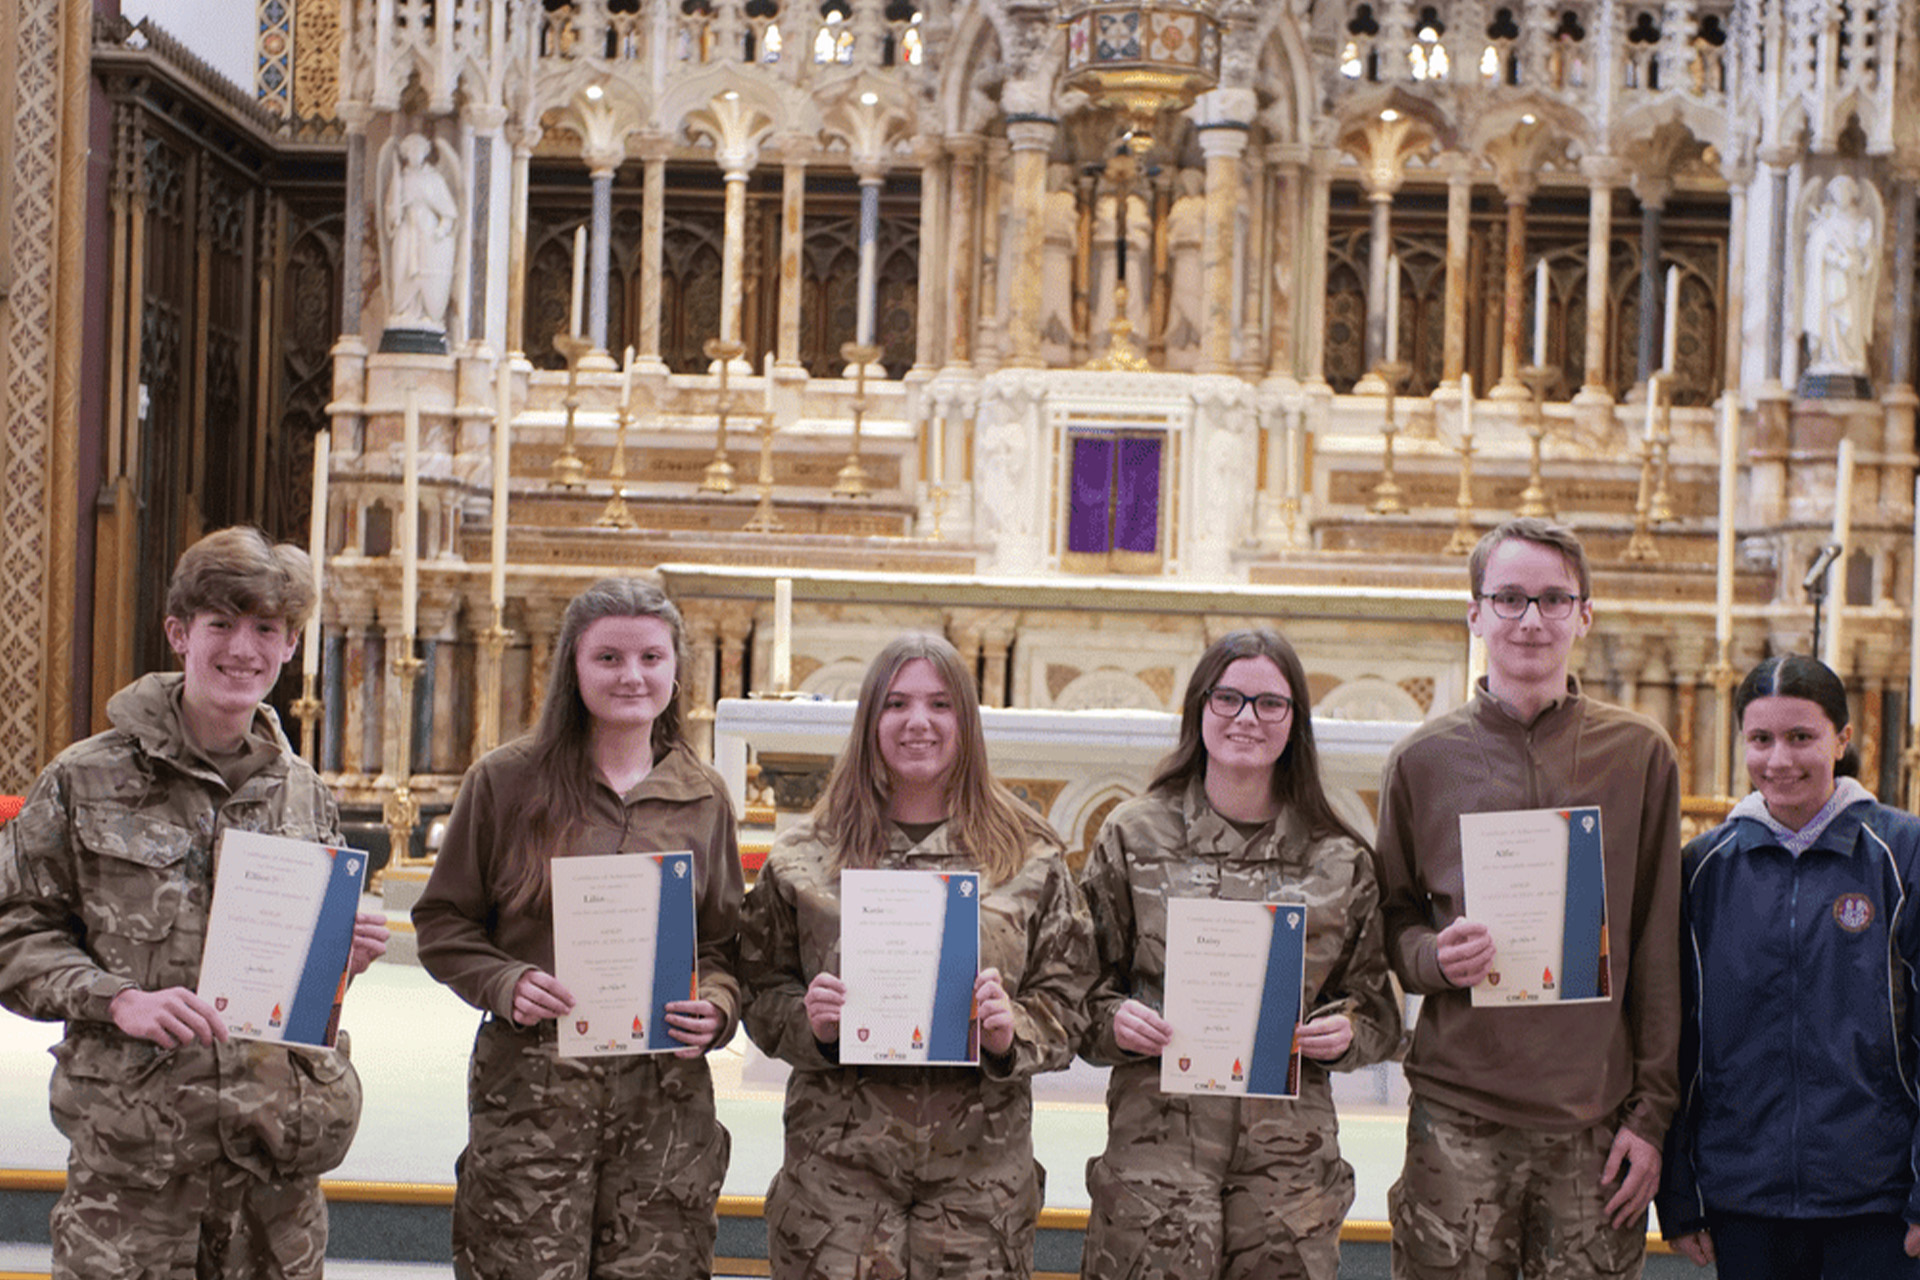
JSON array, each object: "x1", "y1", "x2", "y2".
[
  {"x1": 1715, "y1": 397, "x2": 1737, "y2": 648},
  {"x1": 304, "y1": 430, "x2": 329, "y2": 679},
  {"x1": 1532, "y1": 258, "x2": 1548, "y2": 367},
  {"x1": 621, "y1": 345, "x2": 636, "y2": 417},
  {"x1": 1460, "y1": 372, "x2": 1473, "y2": 439},
  {"x1": 402, "y1": 387, "x2": 421, "y2": 638},
  {"x1": 1909, "y1": 476, "x2": 1920, "y2": 728},
  {"x1": 1384, "y1": 254, "x2": 1401, "y2": 364},
  {"x1": 763, "y1": 350, "x2": 776, "y2": 414},
  {"x1": 931, "y1": 415, "x2": 945, "y2": 485},
  {"x1": 491, "y1": 364, "x2": 511, "y2": 613},
  {"x1": 1662, "y1": 264, "x2": 1679, "y2": 373},
  {"x1": 772, "y1": 577, "x2": 793, "y2": 692},
  {"x1": 1826, "y1": 437, "x2": 1855, "y2": 673},
  {"x1": 570, "y1": 226, "x2": 586, "y2": 339},
  {"x1": 1644, "y1": 373, "x2": 1659, "y2": 441}
]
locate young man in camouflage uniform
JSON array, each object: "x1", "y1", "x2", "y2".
[
  {"x1": 0, "y1": 526, "x2": 388, "y2": 1280},
  {"x1": 1372, "y1": 519, "x2": 1682, "y2": 1279}
]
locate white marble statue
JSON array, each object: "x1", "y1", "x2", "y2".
[
  {"x1": 378, "y1": 131, "x2": 463, "y2": 335},
  {"x1": 1801, "y1": 175, "x2": 1880, "y2": 377}
]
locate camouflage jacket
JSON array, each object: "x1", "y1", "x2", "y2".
[
  {"x1": 1078, "y1": 779, "x2": 1401, "y2": 1072},
  {"x1": 740, "y1": 815, "x2": 1096, "y2": 1082},
  {"x1": 0, "y1": 672, "x2": 359, "y2": 1182}
]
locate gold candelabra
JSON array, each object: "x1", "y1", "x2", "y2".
[
  {"x1": 597, "y1": 375, "x2": 639, "y2": 529},
  {"x1": 1514, "y1": 364, "x2": 1557, "y2": 519},
  {"x1": 1623, "y1": 374, "x2": 1666, "y2": 561},
  {"x1": 1650, "y1": 375, "x2": 1676, "y2": 523},
  {"x1": 743, "y1": 413, "x2": 783, "y2": 532},
  {"x1": 834, "y1": 342, "x2": 882, "y2": 498},
  {"x1": 1442, "y1": 412, "x2": 1479, "y2": 556},
  {"x1": 1368, "y1": 361, "x2": 1411, "y2": 516},
  {"x1": 290, "y1": 673, "x2": 322, "y2": 765},
  {"x1": 549, "y1": 331, "x2": 591, "y2": 489},
  {"x1": 475, "y1": 612, "x2": 513, "y2": 755},
  {"x1": 928, "y1": 483, "x2": 949, "y2": 541},
  {"x1": 700, "y1": 337, "x2": 746, "y2": 494},
  {"x1": 382, "y1": 642, "x2": 427, "y2": 887}
]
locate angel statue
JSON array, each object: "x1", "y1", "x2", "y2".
[{"x1": 377, "y1": 131, "x2": 463, "y2": 351}]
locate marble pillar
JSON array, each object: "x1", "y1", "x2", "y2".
[
  {"x1": 637, "y1": 137, "x2": 669, "y2": 373},
  {"x1": 1493, "y1": 187, "x2": 1532, "y2": 399},
  {"x1": 1442, "y1": 160, "x2": 1472, "y2": 384},
  {"x1": 720, "y1": 163, "x2": 750, "y2": 352},
  {"x1": 1577, "y1": 158, "x2": 1620, "y2": 404},
  {"x1": 1764, "y1": 158, "x2": 1791, "y2": 386},
  {"x1": 1302, "y1": 153, "x2": 1335, "y2": 389},
  {"x1": 505, "y1": 134, "x2": 532, "y2": 354},
  {"x1": 341, "y1": 126, "x2": 367, "y2": 341},
  {"x1": 1005, "y1": 117, "x2": 1057, "y2": 369},
  {"x1": 1890, "y1": 177, "x2": 1916, "y2": 391},
  {"x1": 1199, "y1": 123, "x2": 1249, "y2": 375},
  {"x1": 913, "y1": 143, "x2": 945, "y2": 375},
  {"x1": 977, "y1": 139, "x2": 1009, "y2": 370},
  {"x1": 588, "y1": 165, "x2": 614, "y2": 355},
  {"x1": 1636, "y1": 189, "x2": 1667, "y2": 382},
  {"x1": 854, "y1": 167, "x2": 883, "y2": 350},
  {"x1": 945, "y1": 136, "x2": 981, "y2": 368},
  {"x1": 776, "y1": 153, "x2": 806, "y2": 370},
  {"x1": 1364, "y1": 188, "x2": 1395, "y2": 374},
  {"x1": 1267, "y1": 148, "x2": 1302, "y2": 380}
]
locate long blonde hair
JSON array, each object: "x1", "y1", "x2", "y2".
[
  {"x1": 495, "y1": 578, "x2": 687, "y2": 914},
  {"x1": 813, "y1": 633, "x2": 1058, "y2": 886}
]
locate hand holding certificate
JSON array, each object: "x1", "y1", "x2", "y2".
[
  {"x1": 840, "y1": 869, "x2": 981, "y2": 1066},
  {"x1": 1458, "y1": 805, "x2": 1609, "y2": 1007},
  {"x1": 197, "y1": 830, "x2": 369, "y2": 1048},
  {"x1": 551, "y1": 851, "x2": 698, "y2": 1058},
  {"x1": 1161, "y1": 898, "x2": 1308, "y2": 1098}
]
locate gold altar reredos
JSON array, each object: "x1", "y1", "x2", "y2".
[{"x1": 30, "y1": 0, "x2": 1920, "y2": 833}]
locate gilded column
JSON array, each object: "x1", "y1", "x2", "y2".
[
  {"x1": 776, "y1": 142, "x2": 807, "y2": 371},
  {"x1": 1198, "y1": 122, "x2": 1250, "y2": 375},
  {"x1": 945, "y1": 135, "x2": 982, "y2": 368},
  {"x1": 1441, "y1": 156, "x2": 1472, "y2": 384},
  {"x1": 635, "y1": 133, "x2": 670, "y2": 374},
  {"x1": 1576, "y1": 156, "x2": 1622, "y2": 404},
  {"x1": 1004, "y1": 116, "x2": 1057, "y2": 368}
]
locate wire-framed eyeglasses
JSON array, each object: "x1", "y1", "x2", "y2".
[
  {"x1": 1478, "y1": 589, "x2": 1586, "y2": 620},
  {"x1": 1205, "y1": 687, "x2": 1295, "y2": 722}
]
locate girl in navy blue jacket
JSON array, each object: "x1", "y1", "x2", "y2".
[{"x1": 1655, "y1": 654, "x2": 1920, "y2": 1277}]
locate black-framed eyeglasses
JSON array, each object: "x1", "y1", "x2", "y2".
[
  {"x1": 1478, "y1": 588, "x2": 1585, "y2": 620},
  {"x1": 1205, "y1": 687, "x2": 1294, "y2": 722}
]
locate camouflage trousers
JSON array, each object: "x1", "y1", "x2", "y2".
[
  {"x1": 1080, "y1": 1060, "x2": 1354, "y2": 1280},
  {"x1": 50, "y1": 1149, "x2": 326, "y2": 1280},
  {"x1": 764, "y1": 1065, "x2": 1043, "y2": 1279},
  {"x1": 452, "y1": 1016, "x2": 731, "y2": 1280},
  {"x1": 1388, "y1": 1093, "x2": 1646, "y2": 1280}
]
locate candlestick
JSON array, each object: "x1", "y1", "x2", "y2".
[
  {"x1": 1532, "y1": 258, "x2": 1548, "y2": 368},
  {"x1": 304, "y1": 430, "x2": 329, "y2": 679},
  {"x1": 401, "y1": 386, "x2": 420, "y2": 638},
  {"x1": 570, "y1": 226, "x2": 586, "y2": 339},
  {"x1": 772, "y1": 577, "x2": 792, "y2": 692},
  {"x1": 492, "y1": 362, "x2": 511, "y2": 613},
  {"x1": 1661, "y1": 264, "x2": 1679, "y2": 373},
  {"x1": 1385, "y1": 254, "x2": 1401, "y2": 364}
]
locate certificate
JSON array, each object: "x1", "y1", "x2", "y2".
[
  {"x1": 840, "y1": 869, "x2": 979, "y2": 1066},
  {"x1": 551, "y1": 851, "x2": 697, "y2": 1058},
  {"x1": 1161, "y1": 898, "x2": 1307, "y2": 1098},
  {"x1": 1459, "y1": 805, "x2": 1609, "y2": 1007},
  {"x1": 197, "y1": 830, "x2": 368, "y2": 1048}
]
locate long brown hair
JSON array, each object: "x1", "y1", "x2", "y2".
[
  {"x1": 813, "y1": 633, "x2": 1058, "y2": 886},
  {"x1": 1150, "y1": 628, "x2": 1369, "y2": 848},
  {"x1": 495, "y1": 578, "x2": 688, "y2": 913}
]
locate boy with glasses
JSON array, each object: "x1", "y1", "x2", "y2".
[{"x1": 1371, "y1": 518, "x2": 1682, "y2": 1279}]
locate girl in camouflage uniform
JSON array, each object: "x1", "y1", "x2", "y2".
[
  {"x1": 1078, "y1": 628, "x2": 1402, "y2": 1280},
  {"x1": 740, "y1": 633, "x2": 1097, "y2": 1279},
  {"x1": 414, "y1": 579, "x2": 742, "y2": 1280}
]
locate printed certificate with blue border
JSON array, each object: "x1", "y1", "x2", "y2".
[
  {"x1": 1459, "y1": 805, "x2": 1609, "y2": 1007},
  {"x1": 840, "y1": 869, "x2": 981, "y2": 1066},
  {"x1": 1160, "y1": 897, "x2": 1308, "y2": 1098},
  {"x1": 551, "y1": 851, "x2": 698, "y2": 1058},
  {"x1": 197, "y1": 830, "x2": 368, "y2": 1048}
]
